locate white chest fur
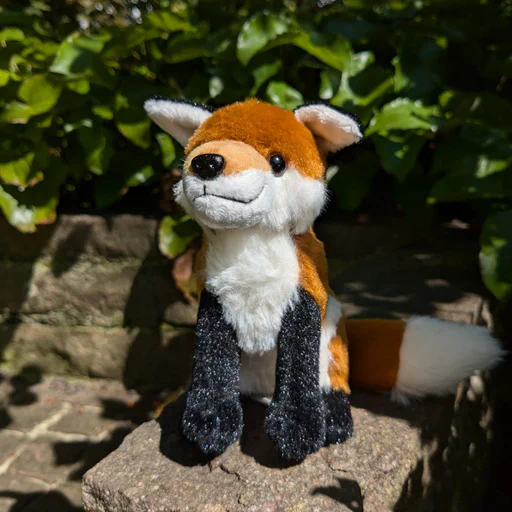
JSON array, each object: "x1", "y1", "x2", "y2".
[{"x1": 204, "y1": 228, "x2": 300, "y2": 353}]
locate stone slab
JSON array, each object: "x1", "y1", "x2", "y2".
[
  {"x1": 0, "y1": 431, "x2": 24, "y2": 465},
  {"x1": 22, "y1": 482, "x2": 83, "y2": 512},
  {"x1": 49, "y1": 406, "x2": 122, "y2": 437},
  {"x1": 0, "y1": 473, "x2": 50, "y2": 512},
  {"x1": 0, "y1": 214, "x2": 162, "y2": 262},
  {"x1": 4, "y1": 401, "x2": 63, "y2": 433},
  {"x1": 0, "y1": 259, "x2": 193, "y2": 329},
  {"x1": 329, "y1": 246, "x2": 489, "y2": 323},
  {"x1": 1, "y1": 324, "x2": 193, "y2": 391},
  {"x1": 10, "y1": 436, "x2": 87, "y2": 484},
  {"x1": 83, "y1": 377, "x2": 494, "y2": 512}
]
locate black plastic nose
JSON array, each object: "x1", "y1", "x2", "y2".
[{"x1": 191, "y1": 154, "x2": 225, "y2": 180}]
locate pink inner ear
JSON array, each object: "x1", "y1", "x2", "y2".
[{"x1": 294, "y1": 105, "x2": 362, "y2": 153}]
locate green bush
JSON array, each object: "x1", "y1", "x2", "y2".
[{"x1": 1, "y1": 0, "x2": 511, "y2": 301}]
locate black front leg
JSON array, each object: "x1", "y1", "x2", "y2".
[
  {"x1": 323, "y1": 390, "x2": 353, "y2": 445},
  {"x1": 264, "y1": 287, "x2": 326, "y2": 461},
  {"x1": 182, "y1": 289, "x2": 243, "y2": 455}
]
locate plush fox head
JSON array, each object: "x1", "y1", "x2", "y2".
[{"x1": 145, "y1": 98, "x2": 362, "y2": 233}]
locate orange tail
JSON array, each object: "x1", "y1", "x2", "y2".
[{"x1": 341, "y1": 317, "x2": 503, "y2": 403}]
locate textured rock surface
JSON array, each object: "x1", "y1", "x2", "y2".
[
  {"x1": 0, "y1": 324, "x2": 193, "y2": 389},
  {"x1": 0, "y1": 214, "x2": 197, "y2": 391},
  {"x1": 0, "y1": 372, "x2": 154, "y2": 512},
  {"x1": 83, "y1": 377, "x2": 495, "y2": 512}
]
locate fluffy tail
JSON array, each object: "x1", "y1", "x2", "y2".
[{"x1": 346, "y1": 317, "x2": 504, "y2": 404}]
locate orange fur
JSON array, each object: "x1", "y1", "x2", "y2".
[
  {"x1": 187, "y1": 100, "x2": 325, "y2": 179},
  {"x1": 294, "y1": 230, "x2": 330, "y2": 319},
  {"x1": 328, "y1": 315, "x2": 351, "y2": 393},
  {"x1": 346, "y1": 318, "x2": 405, "y2": 391}
]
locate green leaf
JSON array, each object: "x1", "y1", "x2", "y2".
[
  {"x1": 319, "y1": 70, "x2": 335, "y2": 100},
  {"x1": 156, "y1": 133, "x2": 176, "y2": 168},
  {"x1": 266, "y1": 81, "x2": 303, "y2": 110},
  {"x1": 480, "y1": 211, "x2": 512, "y2": 300},
  {"x1": 0, "y1": 160, "x2": 66, "y2": 233},
  {"x1": 329, "y1": 150, "x2": 379, "y2": 210},
  {"x1": 50, "y1": 33, "x2": 116, "y2": 89},
  {"x1": 0, "y1": 138, "x2": 49, "y2": 188},
  {"x1": 0, "y1": 70, "x2": 10, "y2": 87},
  {"x1": 165, "y1": 27, "x2": 232, "y2": 64},
  {"x1": 94, "y1": 151, "x2": 155, "y2": 209},
  {"x1": 66, "y1": 80, "x2": 90, "y2": 95},
  {"x1": 0, "y1": 101, "x2": 33, "y2": 124},
  {"x1": 159, "y1": 215, "x2": 201, "y2": 259},
  {"x1": 393, "y1": 36, "x2": 447, "y2": 98},
  {"x1": 92, "y1": 104, "x2": 113, "y2": 120},
  {"x1": 440, "y1": 91, "x2": 512, "y2": 134},
  {"x1": 366, "y1": 98, "x2": 443, "y2": 135},
  {"x1": 18, "y1": 74, "x2": 62, "y2": 115},
  {"x1": 114, "y1": 79, "x2": 162, "y2": 149},
  {"x1": 145, "y1": 11, "x2": 191, "y2": 32},
  {"x1": 373, "y1": 132, "x2": 424, "y2": 182},
  {"x1": 0, "y1": 184, "x2": 36, "y2": 232},
  {"x1": 292, "y1": 30, "x2": 351, "y2": 72},
  {"x1": 237, "y1": 12, "x2": 291, "y2": 65},
  {"x1": 0, "y1": 28, "x2": 24, "y2": 43},
  {"x1": 78, "y1": 125, "x2": 114, "y2": 175},
  {"x1": 429, "y1": 125, "x2": 512, "y2": 203},
  {"x1": 116, "y1": 108, "x2": 151, "y2": 149},
  {"x1": 250, "y1": 60, "x2": 281, "y2": 95},
  {"x1": 209, "y1": 76, "x2": 224, "y2": 99},
  {"x1": 103, "y1": 26, "x2": 157, "y2": 59},
  {"x1": 332, "y1": 65, "x2": 393, "y2": 109}
]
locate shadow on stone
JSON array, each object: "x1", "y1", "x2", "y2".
[
  {"x1": 312, "y1": 477, "x2": 364, "y2": 511},
  {"x1": 53, "y1": 426, "x2": 133, "y2": 482},
  {"x1": 0, "y1": 489, "x2": 81, "y2": 512},
  {"x1": 50, "y1": 223, "x2": 92, "y2": 278},
  {"x1": 157, "y1": 396, "x2": 212, "y2": 467},
  {"x1": 239, "y1": 398, "x2": 300, "y2": 469},
  {"x1": 156, "y1": 395, "x2": 301, "y2": 470}
]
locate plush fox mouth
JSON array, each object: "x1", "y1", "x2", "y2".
[{"x1": 194, "y1": 185, "x2": 265, "y2": 205}]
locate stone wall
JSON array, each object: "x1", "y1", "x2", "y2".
[
  {"x1": 0, "y1": 215, "x2": 197, "y2": 392},
  {"x1": 0, "y1": 214, "x2": 491, "y2": 393}
]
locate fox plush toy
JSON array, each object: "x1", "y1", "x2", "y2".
[{"x1": 145, "y1": 97, "x2": 503, "y2": 461}]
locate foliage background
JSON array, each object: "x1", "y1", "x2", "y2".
[{"x1": 0, "y1": 0, "x2": 511, "y2": 302}]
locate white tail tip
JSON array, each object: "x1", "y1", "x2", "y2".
[{"x1": 391, "y1": 316, "x2": 505, "y2": 404}]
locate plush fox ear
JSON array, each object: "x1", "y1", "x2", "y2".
[
  {"x1": 144, "y1": 97, "x2": 215, "y2": 147},
  {"x1": 294, "y1": 104, "x2": 362, "y2": 153}
]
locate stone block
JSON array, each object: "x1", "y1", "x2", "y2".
[
  {"x1": 83, "y1": 375, "x2": 496, "y2": 512},
  {"x1": 0, "y1": 259, "x2": 191, "y2": 328},
  {"x1": 10, "y1": 436, "x2": 87, "y2": 484},
  {"x1": 330, "y1": 246, "x2": 489, "y2": 323},
  {"x1": 0, "y1": 214, "x2": 162, "y2": 262},
  {"x1": 0, "y1": 431, "x2": 24, "y2": 465},
  {"x1": 0, "y1": 324, "x2": 193, "y2": 391},
  {"x1": 4, "y1": 400, "x2": 63, "y2": 433},
  {"x1": 49, "y1": 405, "x2": 122, "y2": 437}
]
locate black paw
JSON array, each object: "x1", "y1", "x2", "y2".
[
  {"x1": 264, "y1": 394, "x2": 326, "y2": 461},
  {"x1": 323, "y1": 390, "x2": 353, "y2": 445},
  {"x1": 182, "y1": 389, "x2": 243, "y2": 455}
]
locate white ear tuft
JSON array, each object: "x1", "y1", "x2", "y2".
[
  {"x1": 294, "y1": 104, "x2": 362, "y2": 153},
  {"x1": 144, "y1": 98, "x2": 214, "y2": 147}
]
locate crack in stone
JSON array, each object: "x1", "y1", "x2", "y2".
[{"x1": 218, "y1": 463, "x2": 242, "y2": 481}]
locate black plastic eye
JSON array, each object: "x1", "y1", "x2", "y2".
[{"x1": 269, "y1": 154, "x2": 286, "y2": 175}]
